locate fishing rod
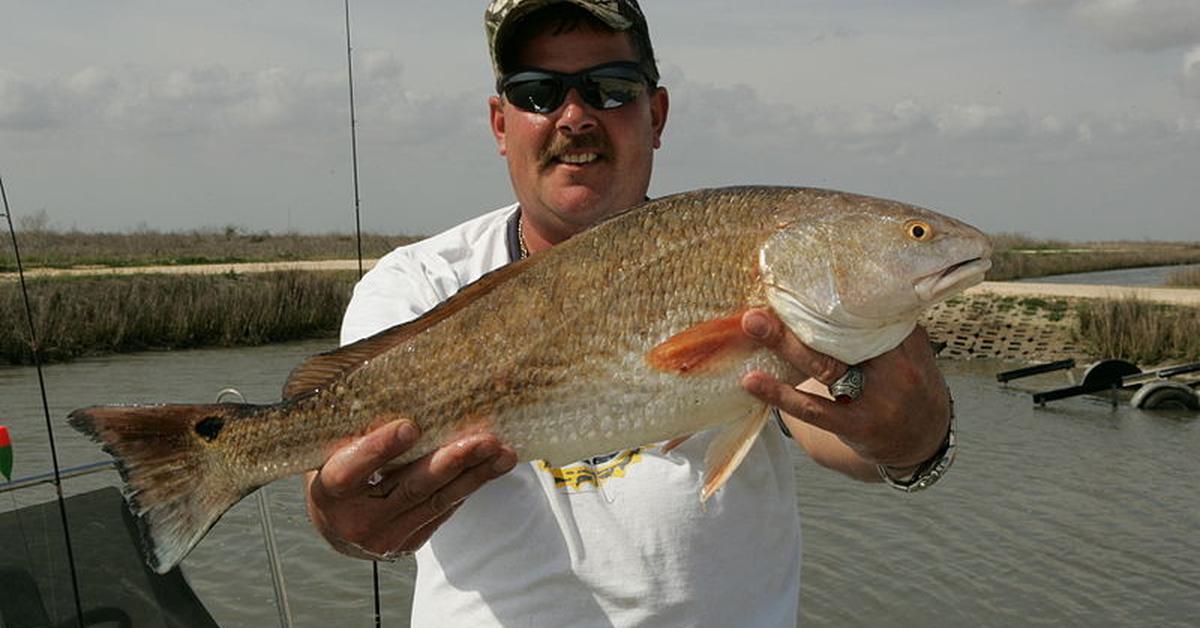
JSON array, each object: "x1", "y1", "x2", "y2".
[
  {"x1": 1, "y1": 172, "x2": 87, "y2": 628},
  {"x1": 345, "y1": 0, "x2": 365, "y2": 281},
  {"x1": 341, "y1": 2, "x2": 383, "y2": 626}
]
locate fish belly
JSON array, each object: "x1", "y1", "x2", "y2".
[{"x1": 490, "y1": 354, "x2": 781, "y2": 467}]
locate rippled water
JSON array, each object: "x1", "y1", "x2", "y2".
[{"x1": 2, "y1": 342, "x2": 1197, "y2": 627}]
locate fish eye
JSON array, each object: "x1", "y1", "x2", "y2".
[{"x1": 906, "y1": 220, "x2": 934, "y2": 241}]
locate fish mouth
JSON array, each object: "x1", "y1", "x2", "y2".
[{"x1": 914, "y1": 256, "x2": 992, "y2": 302}]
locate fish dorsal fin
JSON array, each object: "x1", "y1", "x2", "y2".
[{"x1": 282, "y1": 256, "x2": 536, "y2": 400}]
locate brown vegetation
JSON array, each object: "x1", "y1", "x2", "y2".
[
  {"x1": 986, "y1": 233, "x2": 1200, "y2": 281},
  {"x1": 0, "y1": 225, "x2": 417, "y2": 272},
  {"x1": 1075, "y1": 297, "x2": 1200, "y2": 365},
  {"x1": 1, "y1": 271, "x2": 355, "y2": 365},
  {"x1": 5, "y1": 226, "x2": 1199, "y2": 367},
  {"x1": 1166, "y1": 266, "x2": 1200, "y2": 288}
]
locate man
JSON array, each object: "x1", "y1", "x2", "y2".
[{"x1": 305, "y1": 1, "x2": 953, "y2": 625}]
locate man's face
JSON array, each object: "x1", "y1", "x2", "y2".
[{"x1": 489, "y1": 26, "x2": 668, "y2": 246}]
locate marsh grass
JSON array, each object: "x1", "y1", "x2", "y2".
[
  {"x1": 1076, "y1": 298, "x2": 1200, "y2": 365},
  {"x1": 1166, "y1": 267, "x2": 1200, "y2": 288},
  {"x1": 1, "y1": 271, "x2": 355, "y2": 365},
  {"x1": 0, "y1": 226, "x2": 418, "y2": 271},
  {"x1": 987, "y1": 233, "x2": 1200, "y2": 281}
]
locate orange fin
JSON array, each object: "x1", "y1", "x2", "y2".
[
  {"x1": 701, "y1": 405, "x2": 770, "y2": 502},
  {"x1": 660, "y1": 434, "x2": 692, "y2": 454},
  {"x1": 283, "y1": 256, "x2": 536, "y2": 399},
  {"x1": 646, "y1": 311, "x2": 755, "y2": 375}
]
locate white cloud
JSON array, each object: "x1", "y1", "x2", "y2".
[
  {"x1": 3, "y1": 2, "x2": 1197, "y2": 241},
  {"x1": 0, "y1": 59, "x2": 483, "y2": 147},
  {"x1": 933, "y1": 104, "x2": 1026, "y2": 140},
  {"x1": 0, "y1": 70, "x2": 54, "y2": 130},
  {"x1": 1075, "y1": 0, "x2": 1200, "y2": 51},
  {"x1": 358, "y1": 50, "x2": 403, "y2": 84},
  {"x1": 661, "y1": 73, "x2": 1199, "y2": 185},
  {"x1": 811, "y1": 100, "x2": 928, "y2": 140},
  {"x1": 1184, "y1": 46, "x2": 1200, "y2": 98},
  {"x1": 63, "y1": 66, "x2": 118, "y2": 99},
  {"x1": 1013, "y1": 0, "x2": 1200, "y2": 51}
]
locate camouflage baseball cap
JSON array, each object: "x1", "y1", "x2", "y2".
[{"x1": 485, "y1": 0, "x2": 658, "y2": 83}]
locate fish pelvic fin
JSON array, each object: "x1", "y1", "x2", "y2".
[
  {"x1": 646, "y1": 311, "x2": 757, "y2": 375},
  {"x1": 701, "y1": 404, "x2": 770, "y2": 502},
  {"x1": 68, "y1": 403, "x2": 267, "y2": 574},
  {"x1": 283, "y1": 256, "x2": 537, "y2": 399},
  {"x1": 659, "y1": 433, "x2": 692, "y2": 454}
]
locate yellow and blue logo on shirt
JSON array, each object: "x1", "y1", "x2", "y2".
[{"x1": 536, "y1": 448, "x2": 645, "y2": 491}]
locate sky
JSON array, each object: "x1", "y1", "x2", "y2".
[{"x1": 1, "y1": 0, "x2": 1198, "y2": 241}]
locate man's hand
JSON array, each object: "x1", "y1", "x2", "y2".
[
  {"x1": 305, "y1": 419, "x2": 518, "y2": 560},
  {"x1": 738, "y1": 308, "x2": 951, "y2": 477}
]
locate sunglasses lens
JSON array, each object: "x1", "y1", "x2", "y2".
[
  {"x1": 504, "y1": 76, "x2": 564, "y2": 113},
  {"x1": 501, "y1": 64, "x2": 648, "y2": 113},
  {"x1": 585, "y1": 73, "x2": 646, "y2": 110}
]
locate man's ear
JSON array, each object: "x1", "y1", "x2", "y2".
[
  {"x1": 489, "y1": 95, "x2": 508, "y2": 156},
  {"x1": 649, "y1": 87, "x2": 669, "y2": 149}
]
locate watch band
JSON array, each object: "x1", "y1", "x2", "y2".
[{"x1": 877, "y1": 391, "x2": 957, "y2": 493}]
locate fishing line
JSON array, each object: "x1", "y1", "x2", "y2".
[
  {"x1": 1, "y1": 173, "x2": 86, "y2": 628},
  {"x1": 341, "y1": 2, "x2": 382, "y2": 626}
]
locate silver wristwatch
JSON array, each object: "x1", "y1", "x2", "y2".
[{"x1": 877, "y1": 393, "x2": 957, "y2": 493}]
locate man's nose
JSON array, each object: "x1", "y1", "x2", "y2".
[{"x1": 555, "y1": 89, "x2": 598, "y2": 134}]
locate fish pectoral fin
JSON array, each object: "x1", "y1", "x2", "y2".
[
  {"x1": 701, "y1": 404, "x2": 770, "y2": 502},
  {"x1": 646, "y1": 312, "x2": 756, "y2": 375}
]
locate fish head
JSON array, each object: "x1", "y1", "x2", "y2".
[{"x1": 759, "y1": 190, "x2": 992, "y2": 360}]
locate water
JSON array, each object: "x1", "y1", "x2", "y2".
[
  {"x1": 1015, "y1": 263, "x2": 1200, "y2": 287},
  {"x1": 2, "y1": 343, "x2": 1197, "y2": 627}
]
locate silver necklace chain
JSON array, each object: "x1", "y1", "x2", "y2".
[{"x1": 517, "y1": 214, "x2": 530, "y2": 259}]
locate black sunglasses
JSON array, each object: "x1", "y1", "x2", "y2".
[{"x1": 498, "y1": 61, "x2": 651, "y2": 114}]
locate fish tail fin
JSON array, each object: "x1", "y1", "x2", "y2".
[{"x1": 69, "y1": 403, "x2": 267, "y2": 574}]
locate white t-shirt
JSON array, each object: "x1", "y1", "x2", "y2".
[{"x1": 342, "y1": 204, "x2": 803, "y2": 628}]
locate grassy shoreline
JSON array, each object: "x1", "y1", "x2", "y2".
[
  {"x1": 0, "y1": 227, "x2": 418, "y2": 272},
  {"x1": 1, "y1": 271, "x2": 355, "y2": 365},
  {"x1": 1076, "y1": 298, "x2": 1200, "y2": 365},
  {"x1": 7, "y1": 227, "x2": 1200, "y2": 282},
  {"x1": 986, "y1": 233, "x2": 1200, "y2": 281},
  {"x1": 4, "y1": 230, "x2": 1198, "y2": 367},
  {"x1": 5, "y1": 270, "x2": 1199, "y2": 368}
]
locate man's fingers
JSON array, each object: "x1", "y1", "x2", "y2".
[
  {"x1": 314, "y1": 438, "x2": 517, "y2": 557},
  {"x1": 383, "y1": 435, "x2": 503, "y2": 507},
  {"x1": 366, "y1": 443, "x2": 516, "y2": 555},
  {"x1": 741, "y1": 309, "x2": 847, "y2": 385},
  {"x1": 316, "y1": 419, "x2": 420, "y2": 498},
  {"x1": 741, "y1": 370, "x2": 844, "y2": 436},
  {"x1": 392, "y1": 447, "x2": 518, "y2": 550},
  {"x1": 397, "y1": 505, "x2": 464, "y2": 554}
]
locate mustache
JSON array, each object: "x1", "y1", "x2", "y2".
[{"x1": 539, "y1": 133, "x2": 609, "y2": 168}]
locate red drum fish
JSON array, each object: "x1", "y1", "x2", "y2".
[{"x1": 70, "y1": 186, "x2": 992, "y2": 573}]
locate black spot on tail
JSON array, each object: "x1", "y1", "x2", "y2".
[{"x1": 195, "y1": 417, "x2": 225, "y2": 442}]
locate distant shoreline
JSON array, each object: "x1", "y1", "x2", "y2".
[
  {"x1": 3, "y1": 263, "x2": 1198, "y2": 367},
  {"x1": 7, "y1": 260, "x2": 1200, "y2": 306},
  {"x1": 0, "y1": 259, "x2": 377, "y2": 281},
  {"x1": 965, "y1": 281, "x2": 1200, "y2": 307}
]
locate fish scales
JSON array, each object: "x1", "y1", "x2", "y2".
[
  {"x1": 68, "y1": 185, "x2": 992, "y2": 573},
  {"x1": 299, "y1": 188, "x2": 772, "y2": 462}
]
